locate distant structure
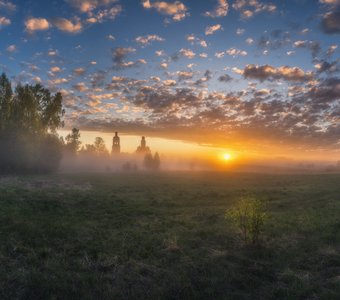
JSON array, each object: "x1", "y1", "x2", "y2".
[
  {"x1": 111, "y1": 132, "x2": 120, "y2": 154},
  {"x1": 136, "y1": 136, "x2": 150, "y2": 154}
]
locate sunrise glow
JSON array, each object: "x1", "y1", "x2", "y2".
[
  {"x1": 1, "y1": 0, "x2": 339, "y2": 168},
  {"x1": 223, "y1": 153, "x2": 232, "y2": 161}
]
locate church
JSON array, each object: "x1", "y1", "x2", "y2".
[{"x1": 111, "y1": 132, "x2": 151, "y2": 155}]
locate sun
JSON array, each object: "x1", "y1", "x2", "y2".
[{"x1": 223, "y1": 153, "x2": 232, "y2": 161}]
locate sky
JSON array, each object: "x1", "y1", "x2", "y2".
[{"x1": 0, "y1": 0, "x2": 339, "y2": 161}]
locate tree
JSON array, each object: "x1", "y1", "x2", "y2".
[
  {"x1": 94, "y1": 137, "x2": 109, "y2": 155},
  {"x1": 153, "y1": 152, "x2": 160, "y2": 170},
  {"x1": 0, "y1": 73, "x2": 64, "y2": 173},
  {"x1": 143, "y1": 153, "x2": 154, "y2": 169},
  {"x1": 0, "y1": 73, "x2": 13, "y2": 131},
  {"x1": 143, "y1": 152, "x2": 161, "y2": 170},
  {"x1": 79, "y1": 144, "x2": 96, "y2": 155},
  {"x1": 65, "y1": 128, "x2": 81, "y2": 155}
]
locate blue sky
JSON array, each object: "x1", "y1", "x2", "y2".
[{"x1": 0, "y1": 0, "x2": 339, "y2": 155}]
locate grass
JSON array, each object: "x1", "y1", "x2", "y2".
[{"x1": 0, "y1": 172, "x2": 340, "y2": 299}]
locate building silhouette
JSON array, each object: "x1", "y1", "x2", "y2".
[
  {"x1": 136, "y1": 136, "x2": 150, "y2": 154},
  {"x1": 112, "y1": 132, "x2": 120, "y2": 154}
]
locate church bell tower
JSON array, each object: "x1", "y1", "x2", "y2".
[{"x1": 112, "y1": 132, "x2": 120, "y2": 154}]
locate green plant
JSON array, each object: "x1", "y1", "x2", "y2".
[{"x1": 226, "y1": 197, "x2": 267, "y2": 244}]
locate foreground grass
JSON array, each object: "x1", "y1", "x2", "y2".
[{"x1": 0, "y1": 172, "x2": 340, "y2": 299}]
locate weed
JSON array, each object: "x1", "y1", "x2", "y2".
[{"x1": 226, "y1": 197, "x2": 267, "y2": 244}]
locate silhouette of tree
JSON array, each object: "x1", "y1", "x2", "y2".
[
  {"x1": 65, "y1": 128, "x2": 81, "y2": 155},
  {"x1": 143, "y1": 152, "x2": 161, "y2": 170},
  {"x1": 0, "y1": 73, "x2": 64, "y2": 173},
  {"x1": 79, "y1": 144, "x2": 96, "y2": 155},
  {"x1": 153, "y1": 152, "x2": 161, "y2": 170},
  {"x1": 0, "y1": 73, "x2": 12, "y2": 131},
  {"x1": 143, "y1": 153, "x2": 154, "y2": 169},
  {"x1": 94, "y1": 137, "x2": 108, "y2": 155}
]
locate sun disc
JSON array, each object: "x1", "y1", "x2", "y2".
[{"x1": 223, "y1": 153, "x2": 232, "y2": 160}]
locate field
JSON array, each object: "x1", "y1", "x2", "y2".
[{"x1": 0, "y1": 172, "x2": 340, "y2": 299}]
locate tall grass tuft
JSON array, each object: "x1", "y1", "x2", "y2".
[{"x1": 226, "y1": 197, "x2": 267, "y2": 244}]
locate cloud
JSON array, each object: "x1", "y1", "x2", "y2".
[
  {"x1": 135, "y1": 34, "x2": 164, "y2": 46},
  {"x1": 48, "y1": 78, "x2": 70, "y2": 85},
  {"x1": 73, "y1": 67, "x2": 86, "y2": 76},
  {"x1": 319, "y1": 0, "x2": 340, "y2": 6},
  {"x1": 91, "y1": 6, "x2": 122, "y2": 22},
  {"x1": 205, "y1": 24, "x2": 222, "y2": 35},
  {"x1": 50, "y1": 66, "x2": 61, "y2": 73},
  {"x1": 236, "y1": 28, "x2": 245, "y2": 35},
  {"x1": 106, "y1": 34, "x2": 115, "y2": 40},
  {"x1": 215, "y1": 51, "x2": 225, "y2": 58},
  {"x1": 204, "y1": 0, "x2": 228, "y2": 18},
  {"x1": 142, "y1": 0, "x2": 188, "y2": 22},
  {"x1": 73, "y1": 82, "x2": 88, "y2": 92},
  {"x1": 0, "y1": 1, "x2": 16, "y2": 11},
  {"x1": 160, "y1": 62, "x2": 168, "y2": 69},
  {"x1": 0, "y1": 16, "x2": 10, "y2": 27},
  {"x1": 321, "y1": 12, "x2": 340, "y2": 34},
  {"x1": 245, "y1": 37, "x2": 254, "y2": 44},
  {"x1": 179, "y1": 48, "x2": 196, "y2": 59},
  {"x1": 111, "y1": 47, "x2": 146, "y2": 69},
  {"x1": 66, "y1": 0, "x2": 118, "y2": 13},
  {"x1": 112, "y1": 47, "x2": 136, "y2": 65},
  {"x1": 226, "y1": 47, "x2": 247, "y2": 57},
  {"x1": 6, "y1": 44, "x2": 16, "y2": 52},
  {"x1": 243, "y1": 64, "x2": 313, "y2": 82},
  {"x1": 218, "y1": 74, "x2": 233, "y2": 82},
  {"x1": 314, "y1": 60, "x2": 338, "y2": 73},
  {"x1": 163, "y1": 79, "x2": 176, "y2": 86},
  {"x1": 52, "y1": 18, "x2": 83, "y2": 33},
  {"x1": 293, "y1": 40, "x2": 321, "y2": 57},
  {"x1": 48, "y1": 49, "x2": 58, "y2": 56},
  {"x1": 25, "y1": 18, "x2": 50, "y2": 33},
  {"x1": 232, "y1": 0, "x2": 276, "y2": 19},
  {"x1": 327, "y1": 44, "x2": 337, "y2": 55},
  {"x1": 177, "y1": 71, "x2": 194, "y2": 80},
  {"x1": 186, "y1": 34, "x2": 208, "y2": 48},
  {"x1": 307, "y1": 77, "x2": 340, "y2": 103},
  {"x1": 64, "y1": 73, "x2": 340, "y2": 150}
]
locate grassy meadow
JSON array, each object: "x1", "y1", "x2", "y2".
[{"x1": 0, "y1": 172, "x2": 340, "y2": 299}]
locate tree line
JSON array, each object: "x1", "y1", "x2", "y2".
[
  {"x1": 0, "y1": 73, "x2": 160, "y2": 173},
  {"x1": 0, "y1": 73, "x2": 64, "y2": 173}
]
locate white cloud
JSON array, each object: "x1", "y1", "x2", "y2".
[
  {"x1": 186, "y1": 34, "x2": 208, "y2": 48},
  {"x1": 66, "y1": 0, "x2": 118, "y2": 13},
  {"x1": 319, "y1": 0, "x2": 340, "y2": 5},
  {"x1": 142, "y1": 0, "x2": 189, "y2": 22},
  {"x1": 74, "y1": 67, "x2": 86, "y2": 76},
  {"x1": 0, "y1": 1, "x2": 16, "y2": 11},
  {"x1": 106, "y1": 34, "x2": 115, "y2": 40},
  {"x1": 135, "y1": 34, "x2": 164, "y2": 46},
  {"x1": 226, "y1": 47, "x2": 247, "y2": 56},
  {"x1": 48, "y1": 49, "x2": 58, "y2": 56},
  {"x1": 53, "y1": 18, "x2": 82, "y2": 33},
  {"x1": 245, "y1": 37, "x2": 254, "y2": 44},
  {"x1": 50, "y1": 66, "x2": 61, "y2": 73},
  {"x1": 6, "y1": 44, "x2": 16, "y2": 52},
  {"x1": 232, "y1": 0, "x2": 276, "y2": 19},
  {"x1": 236, "y1": 28, "x2": 245, "y2": 35},
  {"x1": 205, "y1": 24, "x2": 222, "y2": 35},
  {"x1": 179, "y1": 48, "x2": 196, "y2": 59},
  {"x1": 0, "y1": 16, "x2": 10, "y2": 27},
  {"x1": 204, "y1": 0, "x2": 228, "y2": 18},
  {"x1": 25, "y1": 18, "x2": 50, "y2": 32}
]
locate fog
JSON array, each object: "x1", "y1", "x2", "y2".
[
  {"x1": 59, "y1": 153, "x2": 217, "y2": 173},
  {"x1": 59, "y1": 152, "x2": 340, "y2": 174}
]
